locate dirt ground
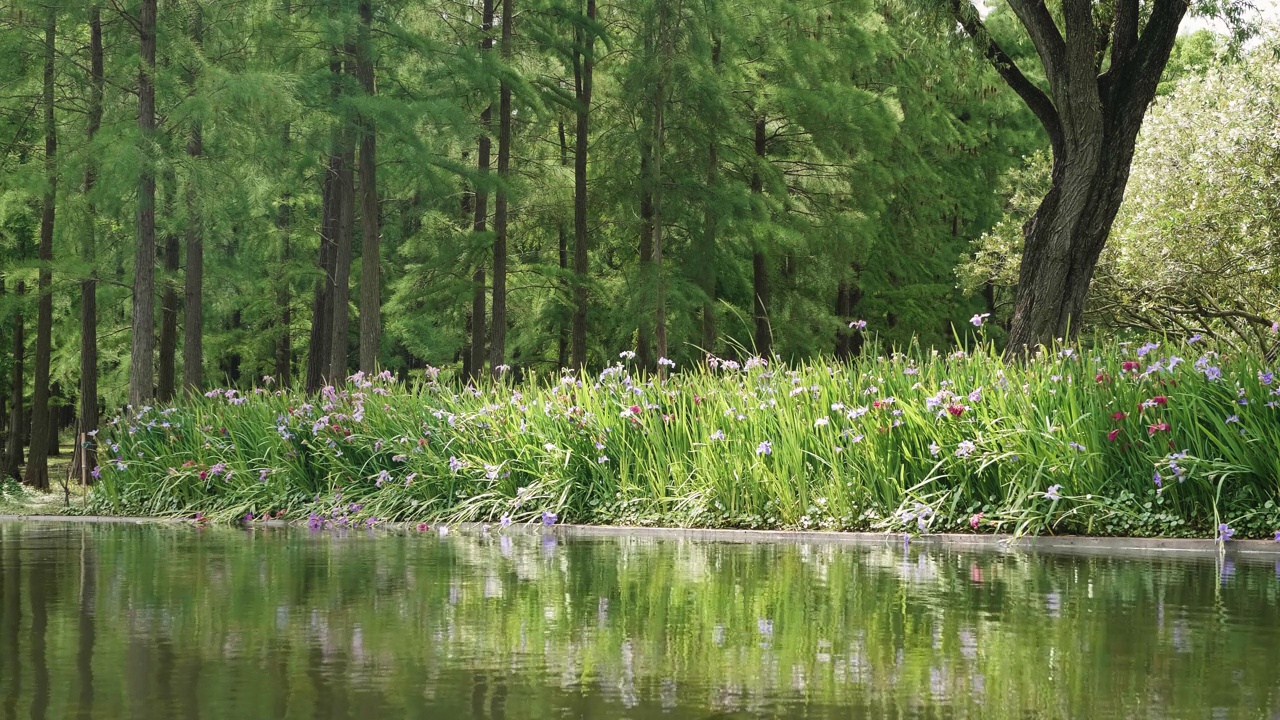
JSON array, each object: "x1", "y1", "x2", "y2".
[{"x1": 1, "y1": 443, "x2": 93, "y2": 515}]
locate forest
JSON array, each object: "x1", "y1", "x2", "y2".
[{"x1": 1, "y1": 0, "x2": 1277, "y2": 501}]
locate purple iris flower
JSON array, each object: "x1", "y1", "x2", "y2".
[{"x1": 542, "y1": 511, "x2": 557, "y2": 527}]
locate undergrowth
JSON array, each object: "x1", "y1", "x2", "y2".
[{"x1": 90, "y1": 334, "x2": 1280, "y2": 539}]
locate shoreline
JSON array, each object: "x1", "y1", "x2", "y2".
[{"x1": 5, "y1": 514, "x2": 1279, "y2": 561}]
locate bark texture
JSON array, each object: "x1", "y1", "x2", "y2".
[
  {"x1": 489, "y1": 0, "x2": 513, "y2": 376},
  {"x1": 182, "y1": 4, "x2": 204, "y2": 391},
  {"x1": 569, "y1": 0, "x2": 595, "y2": 369},
  {"x1": 129, "y1": 0, "x2": 158, "y2": 408},
  {"x1": 751, "y1": 115, "x2": 770, "y2": 358},
  {"x1": 74, "y1": 4, "x2": 104, "y2": 482},
  {"x1": 950, "y1": 0, "x2": 1188, "y2": 353},
  {"x1": 25, "y1": 9, "x2": 57, "y2": 490},
  {"x1": 357, "y1": 0, "x2": 381, "y2": 374},
  {"x1": 469, "y1": 0, "x2": 495, "y2": 382}
]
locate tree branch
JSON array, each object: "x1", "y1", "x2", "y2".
[
  {"x1": 1006, "y1": 0, "x2": 1067, "y2": 90},
  {"x1": 1109, "y1": 0, "x2": 1139, "y2": 72},
  {"x1": 948, "y1": 0, "x2": 1064, "y2": 154},
  {"x1": 1110, "y1": 0, "x2": 1187, "y2": 123}
]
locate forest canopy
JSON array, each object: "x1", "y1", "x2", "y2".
[{"x1": 0, "y1": 0, "x2": 1275, "y2": 488}]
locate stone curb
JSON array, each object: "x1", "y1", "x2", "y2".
[{"x1": 5, "y1": 514, "x2": 1279, "y2": 560}]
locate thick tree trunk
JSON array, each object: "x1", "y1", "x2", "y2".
[
  {"x1": 130, "y1": 0, "x2": 158, "y2": 409},
  {"x1": 25, "y1": 9, "x2": 57, "y2": 490},
  {"x1": 950, "y1": 0, "x2": 1187, "y2": 353},
  {"x1": 2, "y1": 277, "x2": 25, "y2": 480},
  {"x1": 73, "y1": 5, "x2": 104, "y2": 483},
  {"x1": 569, "y1": 0, "x2": 595, "y2": 370},
  {"x1": 1007, "y1": 148, "x2": 1135, "y2": 351},
  {"x1": 489, "y1": 0, "x2": 513, "y2": 376},
  {"x1": 182, "y1": 5, "x2": 204, "y2": 392},
  {"x1": 356, "y1": 0, "x2": 380, "y2": 374},
  {"x1": 751, "y1": 115, "x2": 769, "y2": 358},
  {"x1": 157, "y1": 172, "x2": 179, "y2": 403}
]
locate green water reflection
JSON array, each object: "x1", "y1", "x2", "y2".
[{"x1": 1, "y1": 523, "x2": 1279, "y2": 719}]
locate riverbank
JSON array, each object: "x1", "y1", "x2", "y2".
[{"x1": 88, "y1": 338, "x2": 1280, "y2": 540}]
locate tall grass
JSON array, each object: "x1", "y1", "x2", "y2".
[{"x1": 91, "y1": 335, "x2": 1280, "y2": 538}]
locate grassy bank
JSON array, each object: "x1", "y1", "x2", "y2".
[{"x1": 90, "y1": 336, "x2": 1280, "y2": 539}]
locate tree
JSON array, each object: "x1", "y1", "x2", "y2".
[
  {"x1": 24, "y1": 6, "x2": 57, "y2": 490},
  {"x1": 948, "y1": 0, "x2": 1189, "y2": 353},
  {"x1": 129, "y1": 0, "x2": 158, "y2": 408},
  {"x1": 489, "y1": 0, "x2": 514, "y2": 375},
  {"x1": 183, "y1": 2, "x2": 204, "y2": 392},
  {"x1": 965, "y1": 39, "x2": 1280, "y2": 353},
  {"x1": 357, "y1": 0, "x2": 380, "y2": 374},
  {"x1": 569, "y1": 0, "x2": 594, "y2": 369},
  {"x1": 74, "y1": 3, "x2": 105, "y2": 482}
]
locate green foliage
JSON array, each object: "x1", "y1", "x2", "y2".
[
  {"x1": 962, "y1": 35, "x2": 1280, "y2": 351},
  {"x1": 92, "y1": 334, "x2": 1280, "y2": 539},
  {"x1": 0, "y1": 0, "x2": 1040, "y2": 414}
]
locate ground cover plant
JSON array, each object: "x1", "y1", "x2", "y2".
[{"x1": 91, "y1": 329, "x2": 1280, "y2": 540}]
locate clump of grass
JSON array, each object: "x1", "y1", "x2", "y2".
[{"x1": 90, "y1": 335, "x2": 1280, "y2": 538}]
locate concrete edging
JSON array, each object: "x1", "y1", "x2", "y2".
[{"x1": 4, "y1": 514, "x2": 1279, "y2": 561}]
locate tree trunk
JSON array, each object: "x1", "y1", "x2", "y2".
[
  {"x1": 356, "y1": 0, "x2": 380, "y2": 374},
  {"x1": 130, "y1": 0, "x2": 158, "y2": 409},
  {"x1": 157, "y1": 172, "x2": 179, "y2": 403},
  {"x1": 73, "y1": 4, "x2": 104, "y2": 483},
  {"x1": 328, "y1": 116, "x2": 355, "y2": 382},
  {"x1": 25, "y1": 9, "x2": 57, "y2": 490},
  {"x1": 557, "y1": 121, "x2": 569, "y2": 369},
  {"x1": 637, "y1": 150, "x2": 653, "y2": 371},
  {"x1": 489, "y1": 0, "x2": 514, "y2": 377},
  {"x1": 469, "y1": 0, "x2": 495, "y2": 383},
  {"x1": 1007, "y1": 148, "x2": 1135, "y2": 351},
  {"x1": 182, "y1": 4, "x2": 204, "y2": 392},
  {"x1": 651, "y1": 70, "x2": 668, "y2": 372},
  {"x1": 950, "y1": 0, "x2": 1187, "y2": 353},
  {"x1": 834, "y1": 277, "x2": 863, "y2": 360},
  {"x1": 699, "y1": 140, "x2": 718, "y2": 356},
  {"x1": 751, "y1": 115, "x2": 769, "y2": 358},
  {"x1": 569, "y1": 0, "x2": 595, "y2": 370},
  {"x1": 306, "y1": 47, "x2": 344, "y2": 392},
  {"x1": 306, "y1": 155, "x2": 338, "y2": 392},
  {"x1": 2, "y1": 276, "x2": 25, "y2": 481},
  {"x1": 276, "y1": 124, "x2": 293, "y2": 387},
  {"x1": 698, "y1": 38, "x2": 720, "y2": 358}
]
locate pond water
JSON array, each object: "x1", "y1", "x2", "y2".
[{"x1": 1, "y1": 522, "x2": 1279, "y2": 719}]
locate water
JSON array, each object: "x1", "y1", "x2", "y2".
[{"x1": 2, "y1": 523, "x2": 1279, "y2": 719}]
